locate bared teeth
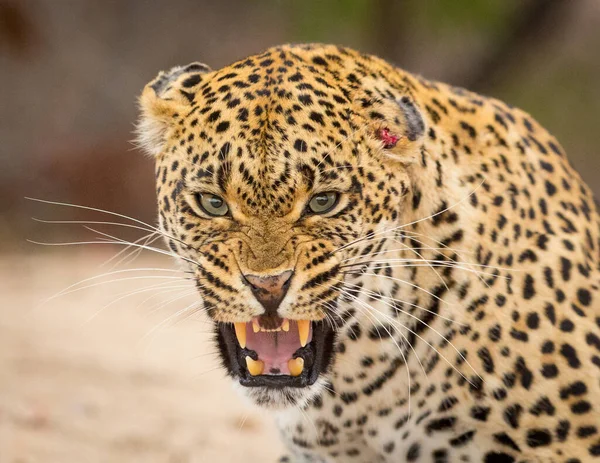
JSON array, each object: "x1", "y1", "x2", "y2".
[
  {"x1": 245, "y1": 356, "x2": 264, "y2": 376},
  {"x1": 288, "y1": 357, "x2": 304, "y2": 377},
  {"x1": 234, "y1": 322, "x2": 247, "y2": 348},
  {"x1": 252, "y1": 319, "x2": 260, "y2": 333},
  {"x1": 282, "y1": 319, "x2": 290, "y2": 332},
  {"x1": 298, "y1": 319, "x2": 310, "y2": 347}
]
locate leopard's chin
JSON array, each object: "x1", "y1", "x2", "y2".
[
  {"x1": 233, "y1": 378, "x2": 329, "y2": 410},
  {"x1": 216, "y1": 318, "x2": 337, "y2": 409}
]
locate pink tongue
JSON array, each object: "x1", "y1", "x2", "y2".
[{"x1": 245, "y1": 321, "x2": 311, "y2": 375}]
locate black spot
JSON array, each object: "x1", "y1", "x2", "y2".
[
  {"x1": 541, "y1": 341, "x2": 554, "y2": 354},
  {"x1": 571, "y1": 400, "x2": 592, "y2": 414},
  {"x1": 545, "y1": 180, "x2": 557, "y2": 196},
  {"x1": 383, "y1": 441, "x2": 395, "y2": 453},
  {"x1": 494, "y1": 432, "x2": 521, "y2": 451},
  {"x1": 347, "y1": 323, "x2": 361, "y2": 341},
  {"x1": 560, "y1": 381, "x2": 587, "y2": 400},
  {"x1": 554, "y1": 420, "x2": 570, "y2": 442},
  {"x1": 526, "y1": 428, "x2": 552, "y2": 447},
  {"x1": 478, "y1": 347, "x2": 495, "y2": 373},
  {"x1": 529, "y1": 396, "x2": 555, "y2": 416},
  {"x1": 523, "y1": 274, "x2": 535, "y2": 299},
  {"x1": 294, "y1": 139, "x2": 307, "y2": 152},
  {"x1": 215, "y1": 121, "x2": 230, "y2": 133},
  {"x1": 426, "y1": 417, "x2": 456, "y2": 434},
  {"x1": 450, "y1": 430, "x2": 476, "y2": 447},
  {"x1": 488, "y1": 324, "x2": 502, "y2": 342},
  {"x1": 526, "y1": 312, "x2": 540, "y2": 329},
  {"x1": 541, "y1": 363, "x2": 558, "y2": 378},
  {"x1": 470, "y1": 405, "x2": 491, "y2": 422},
  {"x1": 406, "y1": 443, "x2": 420, "y2": 461},
  {"x1": 560, "y1": 343, "x2": 581, "y2": 368},
  {"x1": 559, "y1": 319, "x2": 574, "y2": 332},
  {"x1": 544, "y1": 303, "x2": 556, "y2": 325},
  {"x1": 207, "y1": 110, "x2": 221, "y2": 122},
  {"x1": 503, "y1": 404, "x2": 523, "y2": 428},
  {"x1": 577, "y1": 426, "x2": 597, "y2": 438},
  {"x1": 182, "y1": 74, "x2": 201, "y2": 88},
  {"x1": 577, "y1": 288, "x2": 592, "y2": 306},
  {"x1": 560, "y1": 257, "x2": 572, "y2": 281},
  {"x1": 309, "y1": 111, "x2": 325, "y2": 126},
  {"x1": 485, "y1": 452, "x2": 515, "y2": 463}
]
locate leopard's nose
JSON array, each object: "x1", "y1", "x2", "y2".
[{"x1": 243, "y1": 270, "x2": 293, "y2": 316}]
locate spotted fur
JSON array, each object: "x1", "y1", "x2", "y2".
[{"x1": 137, "y1": 44, "x2": 600, "y2": 462}]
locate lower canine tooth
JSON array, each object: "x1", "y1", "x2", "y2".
[
  {"x1": 298, "y1": 319, "x2": 310, "y2": 347},
  {"x1": 234, "y1": 322, "x2": 246, "y2": 348},
  {"x1": 288, "y1": 357, "x2": 304, "y2": 377},
  {"x1": 245, "y1": 356, "x2": 264, "y2": 376}
]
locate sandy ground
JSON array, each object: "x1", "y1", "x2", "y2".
[{"x1": 0, "y1": 250, "x2": 285, "y2": 462}]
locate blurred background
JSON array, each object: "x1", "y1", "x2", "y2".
[{"x1": 1, "y1": 1, "x2": 599, "y2": 461}]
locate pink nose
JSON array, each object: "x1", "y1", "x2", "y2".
[{"x1": 243, "y1": 270, "x2": 293, "y2": 315}]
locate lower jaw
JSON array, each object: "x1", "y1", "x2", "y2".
[
  {"x1": 238, "y1": 378, "x2": 325, "y2": 410},
  {"x1": 216, "y1": 320, "x2": 336, "y2": 393}
]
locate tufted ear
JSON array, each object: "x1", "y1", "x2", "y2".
[
  {"x1": 136, "y1": 62, "x2": 212, "y2": 156},
  {"x1": 357, "y1": 92, "x2": 426, "y2": 164}
]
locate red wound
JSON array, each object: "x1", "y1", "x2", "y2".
[{"x1": 377, "y1": 128, "x2": 400, "y2": 149}]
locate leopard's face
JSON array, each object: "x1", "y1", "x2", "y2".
[{"x1": 139, "y1": 46, "x2": 421, "y2": 408}]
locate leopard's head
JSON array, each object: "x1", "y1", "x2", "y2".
[{"x1": 136, "y1": 45, "x2": 425, "y2": 409}]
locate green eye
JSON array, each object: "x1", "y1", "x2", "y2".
[
  {"x1": 196, "y1": 193, "x2": 229, "y2": 217},
  {"x1": 308, "y1": 192, "x2": 339, "y2": 214}
]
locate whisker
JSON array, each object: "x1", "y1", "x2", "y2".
[
  {"x1": 104, "y1": 233, "x2": 162, "y2": 269},
  {"x1": 341, "y1": 262, "x2": 508, "y2": 279},
  {"x1": 27, "y1": 197, "x2": 192, "y2": 251},
  {"x1": 83, "y1": 225, "x2": 201, "y2": 261},
  {"x1": 33, "y1": 217, "x2": 158, "y2": 237},
  {"x1": 140, "y1": 300, "x2": 204, "y2": 343},
  {"x1": 341, "y1": 246, "x2": 472, "y2": 262},
  {"x1": 82, "y1": 284, "x2": 194, "y2": 325},
  {"x1": 38, "y1": 274, "x2": 190, "y2": 307},
  {"x1": 331, "y1": 178, "x2": 486, "y2": 255},
  {"x1": 340, "y1": 279, "x2": 466, "y2": 327},
  {"x1": 396, "y1": 229, "x2": 512, "y2": 289},
  {"x1": 342, "y1": 288, "x2": 478, "y2": 387},
  {"x1": 41, "y1": 267, "x2": 189, "y2": 305},
  {"x1": 346, "y1": 271, "x2": 452, "y2": 306},
  {"x1": 28, "y1": 238, "x2": 201, "y2": 268},
  {"x1": 334, "y1": 286, "x2": 413, "y2": 417},
  {"x1": 339, "y1": 280, "x2": 481, "y2": 384},
  {"x1": 145, "y1": 289, "x2": 198, "y2": 316}
]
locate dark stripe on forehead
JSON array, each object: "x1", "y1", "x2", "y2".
[
  {"x1": 297, "y1": 163, "x2": 316, "y2": 190},
  {"x1": 216, "y1": 162, "x2": 232, "y2": 192}
]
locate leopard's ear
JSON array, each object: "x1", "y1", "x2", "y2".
[
  {"x1": 136, "y1": 62, "x2": 212, "y2": 156},
  {"x1": 357, "y1": 92, "x2": 426, "y2": 164}
]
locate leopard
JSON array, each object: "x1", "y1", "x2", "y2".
[{"x1": 135, "y1": 44, "x2": 600, "y2": 462}]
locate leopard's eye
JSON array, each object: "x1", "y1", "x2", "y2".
[
  {"x1": 308, "y1": 192, "x2": 339, "y2": 214},
  {"x1": 195, "y1": 193, "x2": 229, "y2": 217}
]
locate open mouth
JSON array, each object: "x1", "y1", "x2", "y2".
[{"x1": 217, "y1": 316, "x2": 334, "y2": 388}]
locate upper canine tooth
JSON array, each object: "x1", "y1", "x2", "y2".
[
  {"x1": 252, "y1": 320, "x2": 260, "y2": 333},
  {"x1": 298, "y1": 320, "x2": 310, "y2": 347},
  {"x1": 282, "y1": 319, "x2": 290, "y2": 332},
  {"x1": 234, "y1": 322, "x2": 246, "y2": 348},
  {"x1": 245, "y1": 356, "x2": 264, "y2": 376}
]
